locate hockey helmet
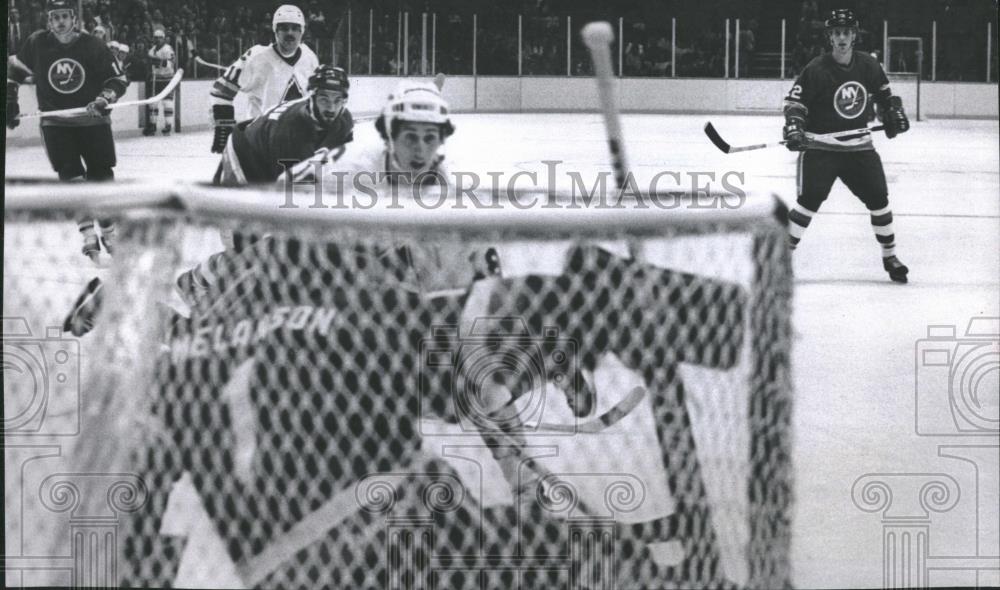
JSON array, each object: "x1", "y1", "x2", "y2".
[
  {"x1": 272, "y1": 4, "x2": 306, "y2": 30},
  {"x1": 308, "y1": 65, "x2": 349, "y2": 96},
  {"x1": 825, "y1": 9, "x2": 859, "y2": 30},
  {"x1": 375, "y1": 81, "x2": 454, "y2": 141},
  {"x1": 46, "y1": 0, "x2": 74, "y2": 14}
]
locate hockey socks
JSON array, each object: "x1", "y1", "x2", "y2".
[
  {"x1": 869, "y1": 205, "x2": 897, "y2": 257},
  {"x1": 869, "y1": 206, "x2": 908, "y2": 282},
  {"x1": 787, "y1": 203, "x2": 816, "y2": 250}
]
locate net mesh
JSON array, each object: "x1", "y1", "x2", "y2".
[{"x1": 4, "y1": 184, "x2": 793, "y2": 589}]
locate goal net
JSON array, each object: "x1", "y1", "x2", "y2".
[{"x1": 4, "y1": 180, "x2": 793, "y2": 589}]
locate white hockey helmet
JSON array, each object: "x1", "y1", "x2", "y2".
[
  {"x1": 375, "y1": 81, "x2": 454, "y2": 140},
  {"x1": 272, "y1": 4, "x2": 305, "y2": 30}
]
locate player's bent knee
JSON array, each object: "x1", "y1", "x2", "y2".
[
  {"x1": 863, "y1": 194, "x2": 889, "y2": 211},
  {"x1": 795, "y1": 195, "x2": 824, "y2": 213}
]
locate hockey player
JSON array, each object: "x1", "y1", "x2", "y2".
[
  {"x1": 215, "y1": 64, "x2": 354, "y2": 185},
  {"x1": 209, "y1": 4, "x2": 318, "y2": 154},
  {"x1": 287, "y1": 79, "x2": 454, "y2": 188},
  {"x1": 145, "y1": 28, "x2": 176, "y2": 136},
  {"x1": 170, "y1": 65, "x2": 355, "y2": 313},
  {"x1": 783, "y1": 8, "x2": 911, "y2": 283},
  {"x1": 6, "y1": 0, "x2": 128, "y2": 263}
]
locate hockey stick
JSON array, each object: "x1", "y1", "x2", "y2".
[
  {"x1": 420, "y1": 384, "x2": 646, "y2": 435},
  {"x1": 19, "y1": 69, "x2": 184, "y2": 119},
  {"x1": 703, "y1": 121, "x2": 886, "y2": 154},
  {"x1": 582, "y1": 22, "x2": 629, "y2": 189},
  {"x1": 194, "y1": 55, "x2": 227, "y2": 71},
  {"x1": 538, "y1": 385, "x2": 645, "y2": 433}
]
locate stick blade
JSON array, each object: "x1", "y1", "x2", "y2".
[{"x1": 703, "y1": 122, "x2": 732, "y2": 153}]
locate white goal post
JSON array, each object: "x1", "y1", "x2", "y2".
[{"x1": 4, "y1": 180, "x2": 793, "y2": 589}]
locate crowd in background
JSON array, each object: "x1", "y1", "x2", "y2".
[{"x1": 7, "y1": 0, "x2": 998, "y2": 82}]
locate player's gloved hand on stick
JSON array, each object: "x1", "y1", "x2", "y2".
[
  {"x1": 6, "y1": 81, "x2": 20, "y2": 129},
  {"x1": 782, "y1": 117, "x2": 807, "y2": 151},
  {"x1": 883, "y1": 96, "x2": 910, "y2": 139},
  {"x1": 86, "y1": 96, "x2": 111, "y2": 117},
  {"x1": 211, "y1": 104, "x2": 236, "y2": 153}
]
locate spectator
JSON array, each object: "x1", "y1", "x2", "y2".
[
  {"x1": 8, "y1": 7, "x2": 24, "y2": 55},
  {"x1": 91, "y1": 24, "x2": 107, "y2": 42}
]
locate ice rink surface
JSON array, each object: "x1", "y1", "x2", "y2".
[{"x1": 5, "y1": 113, "x2": 999, "y2": 588}]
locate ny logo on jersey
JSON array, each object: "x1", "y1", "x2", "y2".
[
  {"x1": 282, "y1": 76, "x2": 305, "y2": 103},
  {"x1": 47, "y1": 58, "x2": 86, "y2": 94},
  {"x1": 833, "y1": 81, "x2": 867, "y2": 119}
]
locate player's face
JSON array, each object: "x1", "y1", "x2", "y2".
[
  {"x1": 393, "y1": 123, "x2": 443, "y2": 172},
  {"x1": 313, "y1": 89, "x2": 346, "y2": 124},
  {"x1": 47, "y1": 9, "x2": 76, "y2": 35},
  {"x1": 828, "y1": 27, "x2": 856, "y2": 52},
  {"x1": 274, "y1": 23, "x2": 303, "y2": 54}
]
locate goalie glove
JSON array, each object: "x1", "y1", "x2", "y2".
[
  {"x1": 6, "y1": 81, "x2": 20, "y2": 129},
  {"x1": 211, "y1": 104, "x2": 236, "y2": 153},
  {"x1": 882, "y1": 95, "x2": 910, "y2": 139}
]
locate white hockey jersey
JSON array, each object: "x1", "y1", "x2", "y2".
[
  {"x1": 149, "y1": 43, "x2": 175, "y2": 79},
  {"x1": 210, "y1": 43, "x2": 319, "y2": 120}
]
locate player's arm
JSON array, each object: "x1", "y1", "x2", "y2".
[
  {"x1": 209, "y1": 49, "x2": 260, "y2": 153},
  {"x1": 872, "y1": 64, "x2": 909, "y2": 139},
  {"x1": 6, "y1": 33, "x2": 40, "y2": 129},
  {"x1": 87, "y1": 44, "x2": 128, "y2": 118},
  {"x1": 341, "y1": 109, "x2": 355, "y2": 144},
  {"x1": 6, "y1": 56, "x2": 32, "y2": 129},
  {"x1": 782, "y1": 70, "x2": 812, "y2": 151}
]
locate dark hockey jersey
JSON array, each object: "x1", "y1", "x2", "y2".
[
  {"x1": 231, "y1": 96, "x2": 355, "y2": 183},
  {"x1": 14, "y1": 30, "x2": 127, "y2": 127},
  {"x1": 785, "y1": 51, "x2": 890, "y2": 150}
]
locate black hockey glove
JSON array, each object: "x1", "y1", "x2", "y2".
[
  {"x1": 883, "y1": 96, "x2": 909, "y2": 139},
  {"x1": 782, "y1": 116, "x2": 807, "y2": 151},
  {"x1": 6, "y1": 81, "x2": 20, "y2": 129},
  {"x1": 211, "y1": 104, "x2": 236, "y2": 153},
  {"x1": 86, "y1": 91, "x2": 114, "y2": 117}
]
